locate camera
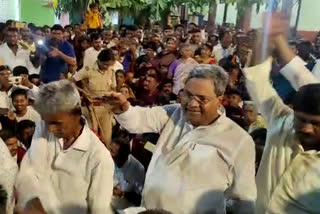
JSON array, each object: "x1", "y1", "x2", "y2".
[{"x1": 9, "y1": 76, "x2": 22, "y2": 85}]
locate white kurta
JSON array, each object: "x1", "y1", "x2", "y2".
[
  {"x1": 83, "y1": 47, "x2": 102, "y2": 67},
  {"x1": 0, "y1": 43, "x2": 35, "y2": 72},
  {"x1": 115, "y1": 105, "x2": 256, "y2": 214},
  {"x1": 213, "y1": 44, "x2": 235, "y2": 63},
  {"x1": 0, "y1": 138, "x2": 18, "y2": 214},
  {"x1": 15, "y1": 120, "x2": 114, "y2": 214},
  {"x1": 245, "y1": 57, "x2": 320, "y2": 214}
]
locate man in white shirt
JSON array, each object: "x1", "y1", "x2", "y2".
[
  {"x1": 99, "y1": 65, "x2": 256, "y2": 214},
  {"x1": 0, "y1": 138, "x2": 18, "y2": 214},
  {"x1": 83, "y1": 33, "x2": 103, "y2": 67},
  {"x1": 0, "y1": 27, "x2": 36, "y2": 72},
  {"x1": 15, "y1": 80, "x2": 114, "y2": 214},
  {"x1": 111, "y1": 47, "x2": 124, "y2": 71},
  {"x1": 245, "y1": 13, "x2": 320, "y2": 214},
  {"x1": 213, "y1": 31, "x2": 235, "y2": 63},
  {"x1": 11, "y1": 89, "x2": 41, "y2": 123},
  {"x1": 110, "y1": 136, "x2": 145, "y2": 210}
]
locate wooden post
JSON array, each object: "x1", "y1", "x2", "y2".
[
  {"x1": 223, "y1": 3, "x2": 229, "y2": 23},
  {"x1": 294, "y1": 0, "x2": 302, "y2": 36},
  {"x1": 207, "y1": 0, "x2": 217, "y2": 33}
]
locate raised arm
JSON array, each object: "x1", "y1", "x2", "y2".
[
  {"x1": 115, "y1": 105, "x2": 172, "y2": 134},
  {"x1": 244, "y1": 14, "x2": 292, "y2": 125},
  {"x1": 275, "y1": 35, "x2": 319, "y2": 90},
  {"x1": 97, "y1": 92, "x2": 173, "y2": 134}
]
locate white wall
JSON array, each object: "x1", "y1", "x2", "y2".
[
  {"x1": 250, "y1": 2, "x2": 299, "y2": 30},
  {"x1": 297, "y1": 0, "x2": 320, "y2": 31},
  {"x1": 0, "y1": 0, "x2": 19, "y2": 22},
  {"x1": 211, "y1": 0, "x2": 320, "y2": 32},
  {"x1": 215, "y1": 3, "x2": 238, "y2": 25}
]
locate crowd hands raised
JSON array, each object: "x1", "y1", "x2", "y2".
[{"x1": 0, "y1": 5, "x2": 320, "y2": 214}]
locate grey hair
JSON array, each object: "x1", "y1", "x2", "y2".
[
  {"x1": 244, "y1": 101, "x2": 258, "y2": 112},
  {"x1": 186, "y1": 65, "x2": 229, "y2": 96},
  {"x1": 34, "y1": 80, "x2": 81, "y2": 115}
]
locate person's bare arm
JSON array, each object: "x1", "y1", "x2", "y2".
[{"x1": 49, "y1": 47, "x2": 76, "y2": 66}]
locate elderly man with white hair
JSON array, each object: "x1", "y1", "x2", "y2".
[
  {"x1": 99, "y1": 65, "x2": 257, "y2": 214},
  {"x1": 243, "y1": 101, "x2": 266, "y2": 134},
  {"x1": 15, "y1": 80, "x2": 114, "y2": 214}
]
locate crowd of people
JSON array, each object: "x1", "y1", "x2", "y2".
[{"x1": 1, "y1": 3, "x2": 320, "y2": 213}]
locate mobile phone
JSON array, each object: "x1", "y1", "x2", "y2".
[
  {"x1": 9, "y1": 76, "x2": 22, "y2": 85},
  {"x1": 36, "y1": 39, "x2": 51, "y2": 54},
  {"x1": 0, "y1": 108, "x2": 9, "y2": 115}
]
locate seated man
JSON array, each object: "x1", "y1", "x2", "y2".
[
  {"x1": 110, "y1": 136, "x2": 145, "y2": 209},
  {"x1": 0, "y1": 129, "x2": 25, "y2": 167},
  {"x1": 100, "y1": 64, "x2": 256, "y2": 214},
  {"x1": 16, "y1": 120, "x2": 36, "y2": 150},
  {"x1": 243, "y1": 101, "x2": 266, "y2": 134},
  {"x1": 11, "y1": 89, "x2": 41, "y2": 123},
  {"x1": 15, "y1": 80, "x2": 114, "y2": 214}
]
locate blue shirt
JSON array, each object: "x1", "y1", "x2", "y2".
[{"x1": 40, "y1": 40, "x2": 75, "y2": 83}]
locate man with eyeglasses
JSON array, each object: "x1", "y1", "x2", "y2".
[{"x1": 98, "y1": 65, "x2": 256, "y2": 214}]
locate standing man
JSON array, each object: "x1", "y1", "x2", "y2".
[
  {"x1": 213, "y1": 30, "x2": 234, "y2": 63},
  {"x1": 245, "y1": 13, "x2": 320, "y2": 214},
  {"x1": 35, "y1": 24, "x2": 76, "y2": 84},
  {"x1": 15, "y1": 80, "x2": 114, "y2": 214},
  {"x1": 0, "y1": 27, "x2": 35, "y2": 71},
  {"x1": 100, "y1": 65, "x2": 256, "y2": 214},
  {"x1": 83, "y1": 33, "x2": 103, "y2": 67},
  {"x1": 72, "y1": 49, "x2": 116, "y2": 146}
]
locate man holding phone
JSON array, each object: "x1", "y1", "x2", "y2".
[{"x1": 33, "y1": 24, "x2": 76, "y2": 84}]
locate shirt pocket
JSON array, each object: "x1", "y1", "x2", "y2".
[{"x1": 184, "y1": 144, "x2": 230, "y2": 191}]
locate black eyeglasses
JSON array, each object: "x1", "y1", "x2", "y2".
[{"x1": 182, "y1": 90, "x2": 216, "y2": 105}]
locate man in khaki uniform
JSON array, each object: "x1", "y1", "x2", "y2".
[{"x1": 72, "y1": 49, "x2": 116, "y2": 146}]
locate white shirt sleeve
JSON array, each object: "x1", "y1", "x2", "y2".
[
  {"x1": 82, "y1": 49, "x2": 89, "y2": 68},
  {"x1": 114, "y1": 105, "x2": 172, "y2": 134},
  {"x1": 244, "y1": 58, "x2": 292, "y2": 125},
  {"x1": 226, "y1": 136, "x2": 256, "y2": 214},
  {"x1": 312, "y1": 59, "x2": 320, "y2": 80},
  {"x1": 280, "y1": 56, "x2": 319, "y2": 91},
  {"x1": 87, "y1": 153, "x2": 114, "y2": 214},
  {"x1": 0, "y1": 138, "x2": 18, "y2": 214}
]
